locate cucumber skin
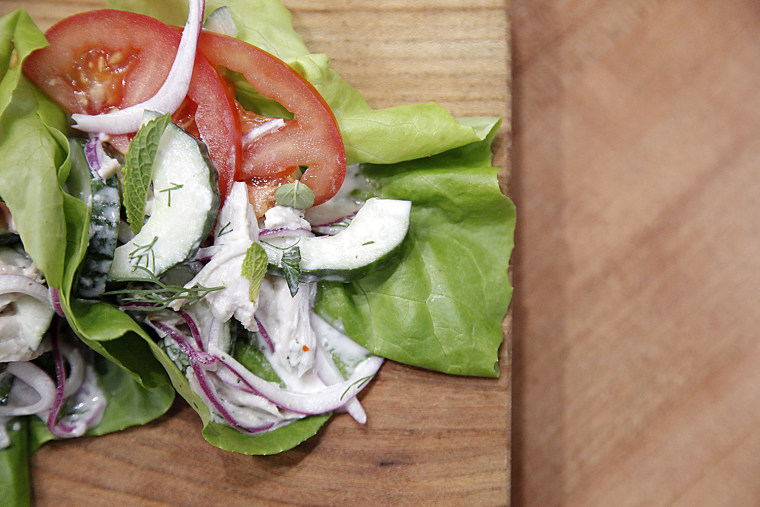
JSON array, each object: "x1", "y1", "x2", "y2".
[
  {"x1": 108, "y1": 123, "x2": 219, "y2": 281},
  {"x1": 265, "y1": 240, "x2": 406, "y2": 282},
  {"x1": 262, "y1": 198, "x2": 412, "y2": 282},
  {"x1": 0, "y1": 232, "x2": 19, "y2": 246},
  {"x1": 76, "y1": 174, "x2": 120, "y2": 298}
]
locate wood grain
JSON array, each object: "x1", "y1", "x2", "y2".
[
  {"x1": 512, "y1": 0, "x2": 760, "y2": 505},
  {"x1": 0, "y1": 0, "x2": 512, "y2": 505}
]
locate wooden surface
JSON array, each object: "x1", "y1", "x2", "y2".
[
  {"x1": 0, "y1": 0, "x2": 512, "y2": 505},
  {"x1": 512, "y1": 0, "x2": 760, "y2": 505}
]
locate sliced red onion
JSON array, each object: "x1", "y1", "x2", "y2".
[
  {"x1": 46, "y1": 334, "x2": 70, "y2": 438},
  {"x1": 78, "y1": 381, "x2": 107, "y2": 429},
  {"x1": 70, "y1": 0, "x2": 205, "y2": 134},
  {"x1": 253, "y1": 316, "x2": 275, "y2": 354},
  {"x1": 258, "y1": 227, "x2": 314, "y2": 239},
  {"x1": 151, "y1": 320, "x2": 216, "y2": 366},
  {"x1": 242, "y1": 118, "x2": 286, "y2": 148},
  {"x1": 83, "y1": 137, "x2": 101, "y2": 176},
  {"x1": 49, "y1": 344, "x2": 107, "y2": 438},
  {"x1": 0, "y1": 274, "x2": 53, "y2": 308},
  {"x1": 177, "y1": 309, "x2": 203, "y2": 349},
  {"x1": 0, "y1": 362, "x2": 56, "y2": 416},
  {"x1": 49, "y1": 287, "x2": 64, "y2": 317},
  {"x1": 190, "y1": 363, "x2": 276, "y2": 433},
  {"x1": 192, "y1": 363, "x2": 239, "y2": 426},
  {"x1": 60, "y1": 343, "x2": 86, "y2": 398},
  {"x1": 208, "y1": 342, "x2": 383, "y2": 416},
  {"x1": 84, "y1": 136, "x2": 121, "y2": 180},
  {"x1": 314, "y1": 346, "x2": 366, "y2": 424},
  {"x1": 206, "y1": 316, "x2": 223, "y2": 351}
]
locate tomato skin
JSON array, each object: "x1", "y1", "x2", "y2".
[
  {"x1": 184, "y1": 51, "x2": 241, "y2": 203},
  {"x1": 23, "y1": 11, "x2": 344, "y2": 207},
  {"x1": 197, "y1": 32, "x2": 346, "y2": 206},
  {"x1": 23, "y1": 10, "x2": 241, "y2": 205},
  {"x1": 23, "y1": 10, "x2": 176, "y2": 114}
]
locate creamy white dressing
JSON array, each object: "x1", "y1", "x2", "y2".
[
  {"x1": 310, "y1": 312, "x2": 371, "y2": 372},
  {"x1": 255, "y1": 277, "x2": 318, "y2": 382},
  {"x1": 0, "y1": 248, "x2": 54, "y2": 362},
  {"x1": 263, "y1": 205, "x2": 311, "y2": 232},
  {"x1": 304, "y1": 164, "x2": 368, "y2": 227},
  {"x1": 154, "y1": 170, "x2": 390, "y2": 432},
  {"x1": 174, "y1": 182, "x2": 260, "y2": 330}
]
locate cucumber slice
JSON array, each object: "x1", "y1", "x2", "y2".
[
  {"x1": 76, "y1": 173, "x2": 120, "y2": 298},
  {"x1": 109, "y1": 121, "x2": 219, "y2": 281},
  {"x1": 0, "y1": 248, "x2": 54, "y2": 362},
  {"x1": 261, "y1": 198, "x2": 411, "y2": 282},
  {"x1": 204, "y1": 6, "x2": 238, "y2": 37}
]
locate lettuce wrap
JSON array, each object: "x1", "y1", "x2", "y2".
[
  {"x1": 0, "y1": 11, "x2": 174, "y2": 506},
  {"x1": 0, "y1": 0, "x2": 514, "y2": 461}
]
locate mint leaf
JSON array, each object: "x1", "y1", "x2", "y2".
[
  {"x1": 241, "y1": 242, "x2": 268, "y2": 302},
  {"x1": 274, "y1": 181, "x2": 314, "y2": 209},
  {"x1": 122, "y1": 112, "x2": 172, "y2": 234},
  {"x1": 280, "y1": 245, "x2": 301, "y2": 297}
]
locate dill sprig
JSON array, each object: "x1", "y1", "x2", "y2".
[
  {"x1": 105, "y1": 267, "x2": 223, "y2": 311},
  {"x1": 340, "y1": 374, "x2": 375, "y2": 401}
]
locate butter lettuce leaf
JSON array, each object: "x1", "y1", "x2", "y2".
[
  {"x1": 99, "y1": 0, "x2": 514, "y2": 455},
  {"x1": 0, "y1": 11, "x2": 173, "y2": 505},
  {"x1": 0, "y1": 10, "x2": 68, "y2": 289},
  {"x1": 0, "y1": 418, "x2": 30, "y2": 507},
  {"x1": 143, "y1": 327, "x2": 331, "y2": 455},
  {"x1": 27, "y1": 353, "x2": 174, "y2": 452},
  {"x1": 315, "y1": 121, "x2": 514, "y2": 377}
]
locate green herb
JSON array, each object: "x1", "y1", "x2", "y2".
[
  {"x1": 128, "y1": 236, "x2": 158, "y2": 274},
  {"x1": 361, "y1": 241, "x2": 375, "y2": 246},
  {"x1": 340, "y1": 375, "x2": 375, "y2": 401},
  {"x1": 274, "y1": 181, "x2": 314, "y2": 209},
  {"x1": 122, "y1": 112, "x2": 172, "y2": 234},
  {"x1": 105, "y1": 268, "x2": 223, "y2": 311},
  {"x1": 280, "y1": 245, "x2": 301, "y2": 297},
  {"x1": 217, "y1": 221, "x2": 232, "y2": 237},
  {"x1": 159, "y1": 182, "x2": 184, "y2": 207},
  {"x1": 241, "y1": 242, "x2": 268, "y2": 302}
]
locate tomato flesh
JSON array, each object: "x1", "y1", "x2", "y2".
[
  {"x1": 198, "y1": 32, "x2": 346, "y2": 206},
  {"x1": 24, "y1": 10, "x2": 345, "y2": 208},
  {"x1": 67, "y1": 48, "x2": 139, "y2": 114},
  {"x1": 24, "y1": 10, "x2": 176, "y2": 115},
  {"x1": 24, "y1": 9, "x2": 241, "y2": 205}
]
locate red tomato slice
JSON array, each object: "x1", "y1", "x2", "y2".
[
  {"x1": 23, "y1": 9, "x2": 241, "y2": 204},
  {"x1": 197, "y1": 32, "x2": 346, "y2": 206},
  {"x1": 23, "y1": 10, "x2": 174, "y2": 114}
]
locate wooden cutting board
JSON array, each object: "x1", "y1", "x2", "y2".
[{"x1": 0, "y1": 1, "x2": 512, "y2": 504}]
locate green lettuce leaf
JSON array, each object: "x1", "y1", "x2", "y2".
[
  {"x1": 27, "y1": 353, "x2": 174, "y2": 452},
  {"x1": 315, "y1": 120, "x2": 514, "y2": 377},
  {"x1": 99, "y1": 0, "x2": 514, "y2": 452},
  {"x1": 0, "y1": 10, "x2": 68, "y2": 289},
  {"x1": 144, "y1": 331, "x2": 330, "y2": 455},
  {"x1": 0, "y1": 11, "x2": 173, "y2": 504},
  {"x1": 0, "y1": 418, "x2": 30, "y2": 507}
]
